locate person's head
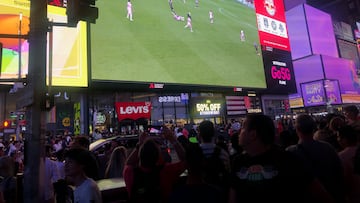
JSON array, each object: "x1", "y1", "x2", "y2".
[
  {"x1": 329, "y1": 116, "x2": 346, "y2": 132},
  {"x1": 337, "y1": 125, "x2": 358, "y2": 148},
  {"x1": 295, "y1": 114, "x2": 317, "y2": 138},
  {"x1": 70, "y1": 135, "x2": 90, "y2": 150},
  {"x1": 139, "y1": 139, "x2": 160, "y2": 168},
  {"x1": 239, "y1": 114, "x2": 275, "y2": 152},
  {"x1": 64, "y1": 148, "x2": 92, "y2": 179},
  {"x1": 55, "y1": 149, "x2": 65, "y2": 162},
  {"x1": 45, "y1": 145, "x2": 53, "y2": 157},
  {"x1": 198, "y1": 120, "x2": 215, "y2": 143},
  {"x1": 0, "y1": 156, "x2": 15, "y2": 177},
  {"x1": 344, "y1": 105, "x2": 359, "y2": 122}
]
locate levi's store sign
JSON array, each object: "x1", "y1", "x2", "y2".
[
  {"x1": 254, "y1": 0, "x2": 290, "y2": 51},
  {"x1": 115, "y1": 102, "x2": 151, "y2": 121}
]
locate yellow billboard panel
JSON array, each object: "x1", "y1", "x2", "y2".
[{"x1": 0, "y1": 0, "x2": 88, "y2": 87}]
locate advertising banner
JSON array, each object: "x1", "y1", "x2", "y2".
[
  {"x1": 301, "y1": 80, "x2": 326, "y2": 107},
  {"x1": 0, "y1": 0, "x2": 88, "y2": 86},
  {"x1": 324, "y1": 80, "x2": 342, "y2": 105},
  {"x1": 225, "y1": 96, "x2": 247, "y2": 115},
  {"x1": 262, "y1": 49, "x2": 296, "y2": 93},
  {"x1": 56, "y1": 103, "x2": 74, "y2": 132},
  {"x1": 337, "y1": 39, "x2": 360, "y2": 74},
  {"x1": 115, "y1": 102, "x2": 152, "y2": 121},
  {"x1": 254, "y1": 0, "x2": 290, "y2": 51},
  {"x1": 191, "y1": 98, "x2": 224, "y2": 118},
  {"x1": 74, "y1": 102, "x2": 80, "y2": 135}
]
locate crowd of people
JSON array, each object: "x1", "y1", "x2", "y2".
[{"x1": 1, "y1": 105, "x2": 360, "y2": 202}]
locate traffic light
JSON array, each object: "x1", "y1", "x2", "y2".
[
  {"x1": 66, "y1": 0, "x2": 99, "y2": 26},
  {"x1": 3, "y1": 120, "x2": 10, "y2": 128}
]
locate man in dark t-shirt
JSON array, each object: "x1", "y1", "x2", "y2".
[
  {"x1": 229, "y1": 114, "x2": 335, "y2": 203},
  {"x1": 231, "y1": 147, "x2": 312, "y2": 203}
]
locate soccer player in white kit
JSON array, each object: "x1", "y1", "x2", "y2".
[
  {"x1": 184, "y1": 12, "x2": 193, "y2": 32},
  {"x1": 209, "y1": 10, "x2": 214, "y2": 23},
  {"x1": 126, "y1": 0, "x2": 133, "y2": 21},
  {"x1": 240, "y1": 30, "x2": 245, "y2": 41}
]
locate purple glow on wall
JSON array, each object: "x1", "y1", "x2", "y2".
[
  {"x1": 292, "y1": 55, "x2": 325, "y2": 98},
  {"x1": 322, "y1": 55, "x2": 360, "y2": 94},
  {"x1": 284, "y1": 0, "x2": 306, "y2": 11},
  {"x1": 286, "y1": 4, "x2": 312, "y2": 60},
  {"x1": 286, "y1": 4, "x2": 338, "y2": 60},
  {"x1": 305, "y1": 4, "x2": 338, "y2": 58}
]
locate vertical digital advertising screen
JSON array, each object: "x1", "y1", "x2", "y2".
[
  {"x1": 254, "y1": 0, "x2": 296, "y2": 94},
  {"x1": 91, "y1": 0, "x2": 266, "y2": 89},
  {"x1": 0, "y1": 0, "x2": 88, "y2": 87},
  {"x1": 337, "y1": 39, "x2": 360, "y2": 74}
]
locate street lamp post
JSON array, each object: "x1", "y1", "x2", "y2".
[{"x1": 23, "y1": 0, "x2": 48, "y2": 202}]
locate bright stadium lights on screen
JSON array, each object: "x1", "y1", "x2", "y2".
[
  {"x1": 91, "y1": 0, "x2": 266, "y2": 88},
  {"x1": 0, "y1": 0, "x2": 88, "y2": 87}
]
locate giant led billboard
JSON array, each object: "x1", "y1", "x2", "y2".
[
  {"x1": 254, "y1": 0, "x2": 290, "y2": 51},
  {"x1": 254, "y1": 0, "x2": 296, "y2": 93},
  {"x1": 91, "y1": 0, "x2": 266, "y2": 88},
  {"x1": 0, "y1": 0, "x2": 88, "y2": 87},
  {"x1": 322, "y1": 55, "x2": 360, "y2": 103},
  {"x1": 300, "y1": 79, "x2": 342, "y2": 107},
  {"x1": 286, "y1": 4, "x2": 338, "y2": 60},
  {"x1": 337, "y1": 39, "x2": 360, "y2": 74},
  {"x1": 291, "y1": 55, "x2": 360, "y2": 106}
]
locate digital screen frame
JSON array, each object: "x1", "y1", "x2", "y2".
[
  {"x1": 0, "y1": 0, "x2": 88, "y2": 87},
  {"x1": 91, "y1": 0, "x2": 266, "y2": 89},
  {"x1": 300, "y1": 80, "x2": 326, "y2": 107},
  {"x1": 254, "y1": 0, "x2": 296, "y2": 93}
]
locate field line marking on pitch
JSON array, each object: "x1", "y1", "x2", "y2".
[{"x1": 216, "y1": 6, "x2": 257, "y2": 30}]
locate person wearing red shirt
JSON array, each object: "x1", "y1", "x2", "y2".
[{"x1": 124, "y1": 126, "x2": 185, "y2": 202}]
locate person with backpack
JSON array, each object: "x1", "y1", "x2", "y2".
[
  {"x1": 197, "y1": 120, "x2": 230, "y2": 200},
  {"x1": 124, "y1": 126, "x2": 185, "y2": 203}
]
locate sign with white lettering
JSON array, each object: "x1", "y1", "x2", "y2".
[
  {"x1": 192, "y1": 99, "x2": 221, "y2": 116},
  {"x1": 191, "y1": 98, "x2": 224, "y2": 117},
  {"x1": 115, "y1": 102, "x2": 151, "y2": 121},
  {"x1": 196, "y1": 103, "x2": 221, "y2": 115},
  {"x1": 301, "y1": 81, "x2": 326, "y2": 107},
  {"x1": 158, "y1": 96, "x2": 181, "y2": 103},
  {"x1": 149, "y1": 83, "x2": 164, "y2": 89}
]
